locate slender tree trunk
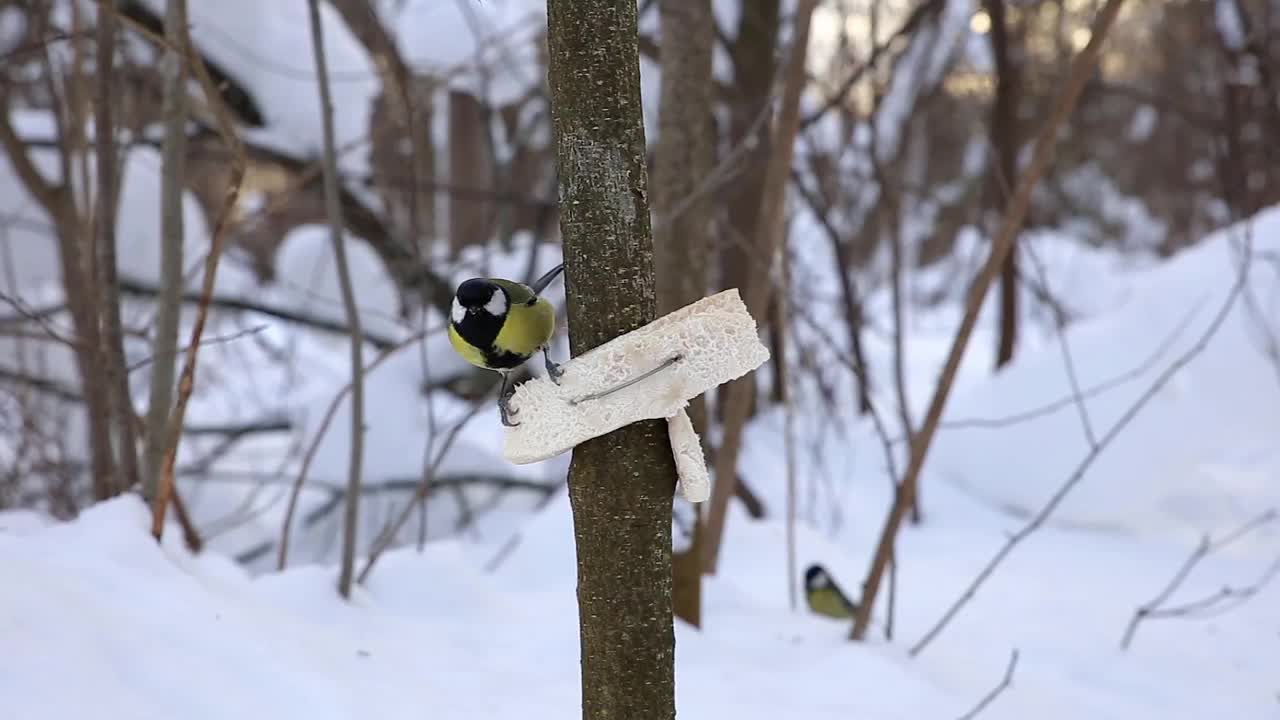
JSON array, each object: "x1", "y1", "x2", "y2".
[
  {"x1": 0, "y1": 31, "x2": 115, "y2": 501},
  {"x1": 653, "y1": 0, "x2": 714, "y2": 629},
  {"x1": 849, "y1": 0, "x2": 1126, "y2": 641},
  {"x1": 987, "y1": 0, "x2": 1022, "y2": 369},
  {"x1": 143, "y1": 0, "x2": 188, "y2": 502},
  {"x1": 95, "y1": 0, "x2": 140, "y2": 494},
  {"x1": 307, "y1": 0, "x2": 366, "y2": 599},
  {"x1": 716, "y1": 0, "x2": 780, "y2": 425},
  {"x1": 702, "y1": 0, "x2": 818, "y2": 575},
  {"x1": 57, "y1": 209, "x2": 118, "y2": 500},
  {"x1": 547, "y1": 0, "x2": 676, "y2": 716}
]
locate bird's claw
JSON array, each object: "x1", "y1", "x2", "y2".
[
  {"x1": 498, "y1": 393, "x2": 520, "y2": 427},
  {"x1": 543, "y1": 347, "x2": 564, "y2": 386}
]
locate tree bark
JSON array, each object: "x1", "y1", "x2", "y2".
[
  {"x1": 849, "y1": 0, "x2": 1127, "y2": 641},
  {"x1": 307, "y1": 0, "x2": 365, "y2": 599},
  {"x1": 715, "y1": 0, "x2": 780, "y2": 425},
  {"x1": 652, "y1": 0, "x2": 714, "y2": 629},
  {"x1": 0, "y1": 47, "x2": 117, "y2": 501},
  {"x1": 546, "y1": 0, "x2": 676, "y2": 716},
  {"x1": 702, "y1": 0, "x2": 819, "y2": 575},
  {"x1": 95, "y1": 0, "x2": 141, "y2": 496},
  {"x1": 987, "y1": 0, "x2": 1022, "y2": 369},
  {"x1": 143, "y1": 0, "x2": 187, "y2": 502}
]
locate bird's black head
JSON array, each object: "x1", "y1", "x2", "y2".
[
  {"x1": 804, "y1": 564, "x2": 831, "y2": 592},
  {"x1": 452, "y1": 278, "x2": 508, "y2": 325}
]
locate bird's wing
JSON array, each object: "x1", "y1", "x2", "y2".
[{"x1": 492, "y1": 278, "x2": 535, "y2": 305}]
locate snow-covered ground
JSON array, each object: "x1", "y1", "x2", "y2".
[
  {"x1": 3, "y1": 208, "x2": 1278, "y2": 718},
  {"x1": 3, "y1": 1, "x2": 1278, "y2": 716}
]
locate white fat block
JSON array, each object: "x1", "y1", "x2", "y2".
[
  {"x1": 667, "y1": 408, "x2": 709, "y2": 502},
  {"x1": 502, "y1": 289, "x2": 770, "y2": 502}
]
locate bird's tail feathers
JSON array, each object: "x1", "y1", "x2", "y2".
[{"x1": 530, "y1": 263, "x2": 565, "y2": 295}]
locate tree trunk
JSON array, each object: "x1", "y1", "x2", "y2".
[
  {"x1": 307, "y1": 0, "x2": 365, "y2": 599},
  {"x1": 95, "y1": 0, "x2": 142, "y2": 496},
  {"x1": 546, "y1": 0, "x2": 676, "y2": 717},
  {"x1": 448, "y1": 89, "x2": 495, "y2": 256},
  {"x1": 327, "y1": 0, "x2": 436, "y2": 250},
  {"x1": 987, "y1": 0, "x2": 1022, "y2": 369},
  {"x1": 143, "y1": 0, "x2": 188, "y2": 502},
  {"x1": 702, "y1": 0, "x2": 819, "y2": 575},
  {"x1": 652, "y1": 0, "x2": 714, "y2": 629},
  {"x1": 0, "y1": 56, "x2": 118, "y2": 501},
  {"x1": 715, "y1": 0, "x2": 780, "y2": 425}
]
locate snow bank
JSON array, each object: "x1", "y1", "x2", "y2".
[
  {"x1": 930, "y1": 208, "x2": 1280, "y2": 539},
  {"x1": 5, "y1": 471, "x2": 1277, "y2": 720}
]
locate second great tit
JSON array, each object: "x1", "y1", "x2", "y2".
[
  {"x1": 448, "y1": 263, "x2": 565, "y2": 427},
  {"x1": 804, "y1": 563, "x2": 859, "y2": 620}
]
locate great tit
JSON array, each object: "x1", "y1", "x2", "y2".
[
  {"x1": 448, "y1": 263, "x2": 565, "y2": 427},
  {"x1": 804, "y1": 563, "x2": 859, "y2": 620}
]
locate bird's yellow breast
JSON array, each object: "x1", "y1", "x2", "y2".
[
  {"x1": 492, "y1": 297, "x2": 556, "y2": 358},
  {"x1": 448, "y1": 297, "x2": 556, "y2": 371},
  {"x1": 806, "y1": 587, "x2": 855, "y2": 619}
]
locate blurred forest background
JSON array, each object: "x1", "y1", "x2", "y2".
[{"x1": 0, "y1": 0, "x2": 1276, "y2": 624}]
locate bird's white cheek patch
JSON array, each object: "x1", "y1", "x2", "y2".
[
  {"x1": 450, "y1": 299, "x2": 466, "y2": 325},
  {"x1": 484, "y1": 292, "x2": 508, "y2": 317}
]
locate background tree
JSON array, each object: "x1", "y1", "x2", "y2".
[
  {"x1": 546, "y1": 0, "x2": 677, "y2": 716},
  {"x1": 652, "y1": 0, "x2": 715, "y2": 629}
]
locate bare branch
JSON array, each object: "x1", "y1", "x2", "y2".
[
  {"x1": 357, "y1": 395, "x2": 488, "y2": 583},
  {"x1": 800, "y1": 0, "x2": 947, "y2": 130},
  {"x1": 151, "y1": 1, "x2": 251, "y2": 541},
  {"x1": 95, "y1": 0, "x2": 141, "y2": 495},
  {"x1": 277, "y1": 328, "x2": 429, "y2": 570},
  {"x1": 127, "y1": 325, "x2": 268, "y2": 372},
  {"x1": 142, "y1": 0, "x2": 189, "y2": 503},
  {"x1": 703, "y1": 0, "x2": 819, "y2": 575},
  {"x1": 117, "y1": 278, "x2": 403, "y2": 350},
  {"x1": 1022, "y1": 239, "x2": 1097, "y2": 447},
  {"x1": 850, "y1": 0, "x2": 1128, "y2": 641},
  {"x1": 307, "y1": 0, "x2": 366, "y2": 599},
  {"x1": 1120, "y1": 509, "x2": 1278, "y2": 649},
  {"x1": 909, "y1": 224, "x2": 1254, "y2": 656},
  {"x1": 0, "y1": 92, "x2": 62, "y2": 216},
  {"x1": 956, "y1": 649, "x2": 1020, "y2": 720}
]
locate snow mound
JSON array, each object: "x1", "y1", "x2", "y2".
[{"x1": 930, "y1": 208, "x2": 1280, "y2": 539}]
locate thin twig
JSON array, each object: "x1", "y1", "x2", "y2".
[
  {"x1": 910, "y1": 222, "x2": 1254, "y2": 657},
  {"x1": 781, "y1": 242, "x2": 798, "y2": 611},
  {"x1": 799, "y1": 0, "x2": 947, "y2": 130},
  {"x1": 1022, "y1": 239, "x2": 1097, "y2": 447},
  {"x1": 1141, "y1": 556, "x2": 1280, "y2": 620},
  {"x1": 920, "y1": 300, "x2": 1202, "y2": 436},
  {"x1": 128, "y1": 324, "x2": 267, "y2": 372},
  {"x1": 117, "y1": 278, "x2": 404, "y2": 350},
  {"x1": 150, "y1": 3, "x2": 250, "y2": 541},
  {"x1": 850, "y1": 0, "x2": 1128, "y2": 641},
  {"x1": 1120, "y1": 508, "x2": 1277, "y2": 649},
  {"x1": 703, "y1": 0, "x2": 819, "y2": 575},
  {"x1": 277, "y1": 329, "x2": 429, "y2": 570},
  {"x1": 357, "y1": 396, "x2": 489, "y2": 583},
  {"x1": 306, "y1": 0, "x2": 365, "y2": 599},
  {"x1": 956, "y1": 649, "x2": 1020, "y2": 720}
]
